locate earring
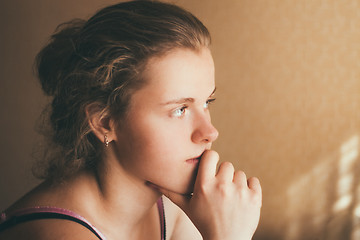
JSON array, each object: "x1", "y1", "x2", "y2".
[{"x1": 104, "y1": 135, "x2": 109, "y2": 147}]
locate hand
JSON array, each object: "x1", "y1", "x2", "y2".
[{"x1": 158, "y1": 150, "x2": 262, "y2": 240}]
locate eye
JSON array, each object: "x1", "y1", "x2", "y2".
[
  {"x1": 204, "y1": 98, "x2": 216, "y2": 109},
  {"x1": 172, "y1": 106, "x2": 188, "y2": 117}
]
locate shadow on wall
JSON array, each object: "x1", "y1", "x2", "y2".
[{"x1": 278, "y1": 135, "x2": 360, "y2": 240}]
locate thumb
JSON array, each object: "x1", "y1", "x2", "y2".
[{"x1": 156, "y1": 186, "x2": 191, "y2": 211}]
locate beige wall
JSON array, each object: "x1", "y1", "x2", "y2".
[{"x1": 1, "y1": 1, "x2": 359, "y2": 239}]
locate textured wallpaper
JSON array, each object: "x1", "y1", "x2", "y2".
[{"x1": 195, "y1": 1, "x2": 360, "y2": 239}]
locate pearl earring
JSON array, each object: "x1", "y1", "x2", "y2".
[{"x1": 104, "y1": 135, "x2": 109, "y2": 147}]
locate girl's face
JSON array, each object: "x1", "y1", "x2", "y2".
[{"x1": 114, "y1": 47, "x2": 218, "y2": 195}]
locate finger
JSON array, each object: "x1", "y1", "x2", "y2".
[
  {"x1": 216, "y1": 161, "x2": 234, "y2": 182},
  {"x1": 247, "y1": 177, "x2": 262, "y2": 207},
  {"x1": 233, "y1": 170, "x2": 247, "y2": 187},
  {"x1": 196, "y1": 150, "x2": 219, "y2": 183},
  {"x1": 247, "y1": 177, "x2": 262, "y2": 194}
]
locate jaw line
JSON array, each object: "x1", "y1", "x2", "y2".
[{"x1": 146, "y1": 181, "x2": 195, "y2": 197}]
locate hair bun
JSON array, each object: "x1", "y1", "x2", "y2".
[{"x1": 35, "y1": 19, "x2": 86, "y2": 96}]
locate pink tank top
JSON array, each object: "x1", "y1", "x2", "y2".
[{"x1": 0, "y1": 197, "x2": 166, "y2": 240}]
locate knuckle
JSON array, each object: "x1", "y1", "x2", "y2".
[
  {"x1": 250, "y1": 192, "x2": 262, "y2": 207},
  {"x1": 216, "y1": 181, "x2": 231, "y2": 197},
  {"x1": 236, "y1": 185, "x2": 248, "y2": 195},
  {"x1": 197, "y1": 182, "x2": 211, "y2": 195},
  {"x1": 220, "y1": 161, "x2": 234, "y2": 169},
  {"x1": 234, "y1": 170, "x2": 247, "y2": 180}
]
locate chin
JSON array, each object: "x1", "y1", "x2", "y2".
[
  {"x1": 162, "y1": 179, "x2": 195, "y2": 196},
  {"x1": 180, "y1": 177, "x2": 196, "y2": 195},
  {"x1": 152, "y1": 169, "x2": 198, "y2": 195},
  {"x1": 184, "y1": 169, "x2": 198, "y2": 194}
]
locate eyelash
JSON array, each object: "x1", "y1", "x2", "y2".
[
  {"x1": 171, "y1": 98, "x2": 216, "y2": 118},
  {"x1": 204, "y1": 98, "x2": 216, "y2": 109},
  {"x1": 172, "y1": 106, "x2": 188, "y2": 118}
]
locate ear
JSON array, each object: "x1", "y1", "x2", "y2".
[{"x1": 85, "y1": 103, "x2": 117, "y2": 146}]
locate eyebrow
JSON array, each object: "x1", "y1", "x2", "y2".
[{"x1": 161, "y1": 87, "x2": 216, "y2": 105}]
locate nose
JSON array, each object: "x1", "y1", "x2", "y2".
[{"x1": 191, "y1": 113, "x2": 219, "y2": 144}]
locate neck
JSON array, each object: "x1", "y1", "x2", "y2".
[{"x1": 88, "y1": 147, "x2": 162, "y2": 237}]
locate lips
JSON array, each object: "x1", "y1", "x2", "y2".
[
  {"x1": 186, "y1": 158, "x2": 200, "y2": 164},
  {"x1": 186, "y1": 151, "x2": 204, "y2": 164}
]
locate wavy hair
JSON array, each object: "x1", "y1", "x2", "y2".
[{"x1": 33, "y1": 0, "x2": 211, "y2": 181}]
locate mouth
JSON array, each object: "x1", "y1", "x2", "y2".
[
  {"x1": 186, "y1": 158, "x2": 200, "y2": 164},
  {"x1": 186, "y1": 151, "x2": 205, "y2": 164}
]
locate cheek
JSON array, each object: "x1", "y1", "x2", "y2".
[
  {"x1": 117, "y1": 118, "x2": 182, "y2": 159},
  {"x1": 116, "y1": 111, "x2": 194, "y2": 169},
  {"x1": 138, "y1": 124, "x2": 187, "y2": 160},
  {"x1": 133, "y1": 115, "x2": 190, "y2": 146},
  {"x1": 116, "y1": 117, "x2": 197, "y2": 194}
]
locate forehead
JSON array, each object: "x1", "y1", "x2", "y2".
[{"x1": 139, "y1": 47, "x2": 215, "y2": 99}]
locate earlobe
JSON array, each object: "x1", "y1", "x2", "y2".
[
  {"x1": 85, "y1": 103, "x2": 117, "y2": 146},
  {"x1": 104, "y1": 134, "x2": 110, "y2": 147}
]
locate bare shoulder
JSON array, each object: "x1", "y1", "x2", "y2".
[
  {"x1": 162, "y1": 196, "x2": 202, "y2": 240},
  {"x1": 0, "y1": 218, "x2": 100, "y2": 240}
]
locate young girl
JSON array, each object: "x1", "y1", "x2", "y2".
[{"x1": 0, "y1": 1, "x2": 262, "y2": 239}]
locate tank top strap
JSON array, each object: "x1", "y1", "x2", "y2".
[
  {"x1": 1, "y1": 198, "x2": 166, "y2": 240},
  {"x1": 0, "y1": 206, "x2": 106, "y2": 239},
  {"x1": 157, "y1": 197, "x2": 166, "y2": 240}
]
